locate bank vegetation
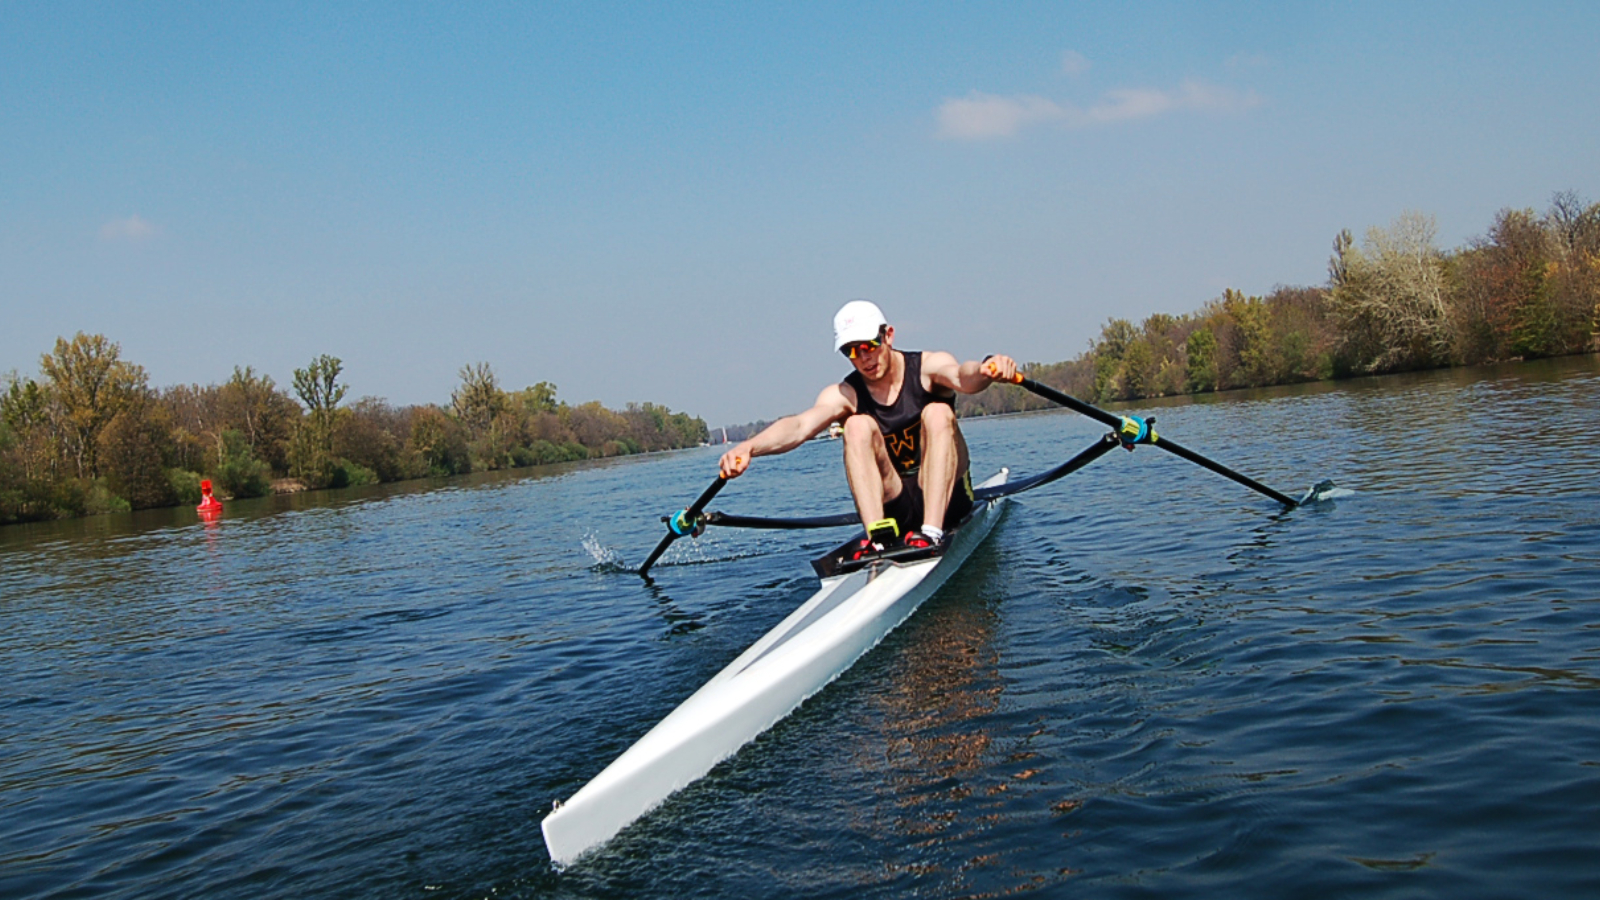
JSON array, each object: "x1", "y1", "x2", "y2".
[
  {"x1": 1, "y1": 350, "x2": 706, "y2": 524},
  {"x1": 959, "y1": 191, "x2": 1600, "y2": 417}
]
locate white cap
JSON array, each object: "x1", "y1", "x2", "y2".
[{"x1": 833, "y1": 300, "x2": 887, "y2": 351}]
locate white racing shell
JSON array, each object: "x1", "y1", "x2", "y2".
[{"x1": 541, "y1": 469, "x2": 1010, "y2": 866}]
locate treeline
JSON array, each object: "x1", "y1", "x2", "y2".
[
  {"x1": 1, "y1": 343, "x2": 707, "y2": 524},
  {"x1": 960, "y1": 191, "x2": 1600, "y2": 417}
]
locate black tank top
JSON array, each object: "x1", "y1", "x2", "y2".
[{"x1": 843, "y1": 351, "x2": 955, "y2": 475}]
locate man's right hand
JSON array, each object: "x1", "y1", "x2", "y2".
[{"x1": 720, "y1": 443, "x2": 754, "y2": 479}]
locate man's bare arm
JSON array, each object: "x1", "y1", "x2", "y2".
[
  {"x1": 719, "y1": 383, "x2": 854, "y2": 478},
  {"x1": 922, "y1": 350, "x2": 1018, "y2": 394}
]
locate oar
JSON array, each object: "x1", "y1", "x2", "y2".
[
  {"x1": 638, "y1": 476, "x2": 729, "y2": 578},
  {"x1": 997, "y1": 370, "x2": 1301, "y2": 508}
]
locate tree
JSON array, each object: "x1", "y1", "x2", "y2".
[
  {"x1": 97, "y1": 402, "x2": 178, "y2": 509},
  {"x1": 1119, "y1": 337, "x2": 1158, "y2": 399},
  {"x1": 1185, "y1": 327, "x2": 1218, "y2": 392},
  {"x1": 214, "y1": 429, "x2": 274, "y2": 498},
  {"x1": 452, "y1": 362, "x2": 506, "y2": 437},
  {"x1": 1327, "y1": 212, "x2": 1449, "y2": 371},
  {"x1": 336, "y1": 397, "x2": 416, "y2": 482},
  {"x1": 1538, "y1": 191, "x2": 1600, "y2": 356},
  {"x1": 290, "y1": 354, "x2": 348, "y2": 484},
  {"x1": 1547, "y1": 190, "x2": 1600, "y2": 260},
  {"x1": 1224, "y1": 290, "x2": 1280, "y2": 386},
  {"x1": 218, "y1": 366, "x2": 297, "y2": 471},
  {"x1": 1091, "y1": 318, "x2": 1136, "y2": 401},
  {"x1": 38, "y1": 333, "x2": 148, "y2": 478},
  {"x1": 1, "y1": 375, "x2": 58, "y2": 484},
  {"x1": 519, "y1": 381, "x2": 559, "y2": 415},
  {"x1": 293, "y1": 354, "x2": 348, "y2": 419},
  {"x1": 408, "y1": 406, "x2": 471, "y2": 475}
]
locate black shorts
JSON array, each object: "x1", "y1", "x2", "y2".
[{"x1": 883, "y1": 469, "x2": 975, "y2": 535}]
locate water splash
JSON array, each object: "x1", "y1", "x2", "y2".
[
  {"x1": 642, "y1": 533, "x2": 776, "y2": 570},
  {"x1": 582, "y1": 532, "x2": 632, "y2": 573},
  {"x1": 1300, "y1": 479, "x2": 1355, "y2": 504}
]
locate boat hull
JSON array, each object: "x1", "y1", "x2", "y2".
[{"x1": 540, "y1": 469, "x2": 1010, "y2": 866}]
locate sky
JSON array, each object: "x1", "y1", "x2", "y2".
[{"x1": 3, "y1": 2, "x2": 1597, "y2": 427}]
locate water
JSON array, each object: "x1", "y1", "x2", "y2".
[{"x1": 3, "y1": 356, "x2": 1599, "y2": 899}]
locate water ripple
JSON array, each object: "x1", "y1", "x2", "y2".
[{"x1": 3, "y1": 359, "x2": 1600, "y2": 898}]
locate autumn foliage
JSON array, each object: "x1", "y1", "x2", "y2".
[
  {"x1": 959, "y1": 192, "x2": 1599, "y2": 417},
  {"x1": 2, "y1": 345, "x2": 707, "y2": 524}
]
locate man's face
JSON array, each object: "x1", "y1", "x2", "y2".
[{"x1": 844, "y1": 325, "x2": 894, "y2": 380}]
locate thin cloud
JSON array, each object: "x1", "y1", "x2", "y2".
[
  {"x1": 936, "y1": 92, "x2": 1071, "y2": 140},
  {"x1": 936, "y1": 80, "x2": 1261, "y2": 140},
  {"x1": 1061, "y1": 50, "x2": 1091, "y2": 76},
  {"x1": 99, "y1": 215, "x2": 159, "y2": 242}
]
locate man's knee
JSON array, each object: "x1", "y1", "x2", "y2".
[
  {"x1": 921, "y1": 403, "x2": 956, "y2": 436},
  {"x1": 842, "y1": 414, "x2": 879, "y2": 443}
]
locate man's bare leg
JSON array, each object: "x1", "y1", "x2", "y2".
[
  {"x1": 842, "y1": 414, "x2": 902, "y2": 530},
  {"x1": 917, "y1": 403, "x2": 967, "y2": 534}
]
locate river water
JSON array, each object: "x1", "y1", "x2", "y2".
[{"x1": 3, "y1": 356, "x2": 1599, "y2": 899}]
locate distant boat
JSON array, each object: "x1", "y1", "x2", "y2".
[{"x1": 807, "y1": 421, "x2": 844, "y2": 443}]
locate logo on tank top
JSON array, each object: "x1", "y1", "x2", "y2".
[{"x1": 885, "y1": 425, "x2": 919, "y2": 473}]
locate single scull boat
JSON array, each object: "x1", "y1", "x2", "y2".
[
  {"x1": 541, "y1": 371, "x2": 1326, "y2": 867},
  {"x1": 541, "y1": 468, "x2": 1011, "y2": 866}
]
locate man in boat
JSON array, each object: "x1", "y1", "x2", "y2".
[{"x1": 719, "y1": 300, "x2": 1018, "y2": 559}]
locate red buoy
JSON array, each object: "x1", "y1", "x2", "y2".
[{"x1": 198, "y1": 479, "x2": 223, "y2": 516}]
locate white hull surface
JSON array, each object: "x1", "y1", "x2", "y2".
[{"x1": 541, "y1": 468, "x2": 1010, "y2": 866}]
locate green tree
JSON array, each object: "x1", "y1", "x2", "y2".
[
  {"x1": 520, "y1": 381, "x2": 560, "y2": 414},
  {"x1": 97, "y1": 401, "x2": 179, "y2": 509},
  {"x1": 1120, "y1": 337, "x2": 1158, "y2": 399},
  {"x1": 290, "y1": 354, "x2": 348, "y2": 485},
  {"x1": 1091, "y1": 318, "x2": 1135, "y2": 402},
  {"x1": 215, "y1": 429, "x2": 274, "y2": 498},
  {"x1": 1185, "y1": 327, "x2": 1218, "y2": 392},
  {"x1": 1224, "y1": 290, "x2": 1280, "y2": 386},
  {"x1": 408, "y1": 406, "x2": 472, "y2": 476},
  {"x1": 38, "y1": 333, "x2": 148, "y2": 478},
  {"x1": 2, "y1": 375, "x2": 58, "y2": 485},
  {"x1": 218, "y1": 366, "x2": 297, "y2": 471}
]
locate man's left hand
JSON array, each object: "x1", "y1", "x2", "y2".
[{"x1": 981, "y1": 355, "x2": 1018, "y2": 384}]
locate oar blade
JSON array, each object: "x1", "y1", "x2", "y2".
[{"x1": 1298, "y1": 479, "x2": 1342, "y2": 505}]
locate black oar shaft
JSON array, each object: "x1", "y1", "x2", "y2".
[
  {"x1": 1015, "y1": 377, "x2": 1124, "y2": 431},
  {"x1": 1147, "y1": 434, "x2": 1298, "y2": 507},
  {"x1": 1012, "y1": 376, "x2": 1297, "y2": 508},
  {"x1": 639, "y1": 476, "x2": 728, "y2": 577},
  {"x1": 973, "y1": 433, "x2": 1120, "y2": 500},
  {"x1": 704, "y1": 510, "x2": 861, "y2": 530}
]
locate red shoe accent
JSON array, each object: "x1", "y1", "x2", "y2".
[
  {"x1": 902, "y1": 530, "x2": 935, "y2": 550},
  {"x1": 846, "y1": 537, "x2": 880, "y2": 561}
]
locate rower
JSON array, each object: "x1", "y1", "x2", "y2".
[{"x1": 719, "y1": 300, "x2": 1017, "y2": 560}]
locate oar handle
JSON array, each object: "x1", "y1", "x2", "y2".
[
  {"x1": 994, "y1": 367, "x2": 1298, "y2": 508},
  {"x1": 638, "y1": 476, "x2": 729, "y2": 577}
]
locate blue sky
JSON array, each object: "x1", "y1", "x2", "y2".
[{"x1": 4, "y1": 2, "x2": 1596, "y2": 427}]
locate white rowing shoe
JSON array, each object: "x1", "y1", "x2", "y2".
[{"x1": 541, "y1": 468, "x2": 1011, "y2": 866}]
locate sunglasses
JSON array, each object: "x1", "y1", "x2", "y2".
[{"x1": 840, "y1": 328, "x2": 887, "y2": 359}]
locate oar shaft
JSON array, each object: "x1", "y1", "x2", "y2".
[
  {"x1": 1010, "y1": 375, "x2": 1297, "y2": 508},
  {"x1": 639, "y1": 476, "x2": 728, "y2": 577},
  {"x1": 1015, "y1": 377, "x2": 1123, "y2": 431},
  {"x1": 1146, "y1": 434, "x2": 1298, "y2": 507}
]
